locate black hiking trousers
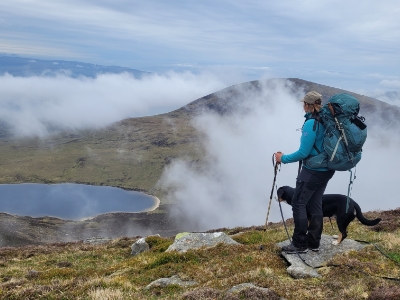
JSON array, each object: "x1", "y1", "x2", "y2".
[{"x1": 291, "y1": 167, "x2": 335, "y2": 249}]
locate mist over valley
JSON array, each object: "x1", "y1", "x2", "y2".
[{"x1": 1, "y1": 60, "x2": 400, "y2": 246}]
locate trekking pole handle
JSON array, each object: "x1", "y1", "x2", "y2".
[
  {"x1": 274, "y1": 151, "x2": 283, "y2": 165},
  {"x1": 265, "y1": 153, "x2": 280, "y2": 229}
]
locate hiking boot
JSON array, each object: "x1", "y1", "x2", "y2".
[
  {"x1": 308, "y1": 247, "x2": 319, "y2": 252},
  {"x1": 281, "y1": 244, "x2": 308, "y2": 254}
]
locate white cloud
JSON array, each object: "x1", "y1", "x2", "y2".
[
  {"x1": 0, "y1": 72, "x2": 229, "y2": 137},
  {"x1": 159, "y1": 80, "x2": 400, "y2": 231},
  {"x1": 379, "y1": 79, "x2": 400, "y2": 89},
  {"x1": 158, "y1": 80, "x2": 304, "y2": 229}
]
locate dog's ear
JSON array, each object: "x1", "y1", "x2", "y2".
[{"x1": 277, "y1": 187, "x2": 284, "y2": 199}]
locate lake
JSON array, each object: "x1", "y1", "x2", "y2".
[{"x1": 0, "y1": 183, "x2": 158, "y2": 220}]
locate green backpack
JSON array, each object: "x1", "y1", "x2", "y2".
[{"x1": 304, "y1": 93, "x2": 367, "y2": 171}]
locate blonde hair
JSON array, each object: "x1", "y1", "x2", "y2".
[{"x1": 313, "y1": 103, "x2": 322, "y2": 112}]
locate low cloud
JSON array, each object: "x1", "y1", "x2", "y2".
[
  {"x1": 159, "y1": 80, "x2": 400, "y2": 231},
  {"x1": 0, "y1": 72, "x2": 229, "y2": 137},
  {"x1": 379, "y1": 79, "x2": 400, "y2": 89}
]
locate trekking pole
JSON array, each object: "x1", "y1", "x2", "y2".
[
  {"x1": 264, "y1": 153, "x2": 280, "y2": 230},
  {"x1": 334, "y1": 116, "x2": 358, "y2": 213},
  {"x1": 346, "y1": 167, "x2": 356, "y2": 213}
]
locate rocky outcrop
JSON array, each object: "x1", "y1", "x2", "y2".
[
  {"x1": 166, "y1": 232, "x2": 240, "y2": 253},
  {"x1": 277, "y1": 234, "x2": 367, "y2": 279}
]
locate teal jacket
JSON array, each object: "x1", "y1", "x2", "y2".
[{"x1": 281, "y1": 113, "x2": 328, "y2": 171}]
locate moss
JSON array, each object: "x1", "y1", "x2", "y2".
[
  {"x1": 146, "y1": 236, "x2": 174, "y2": 253},
  {"x1": 145, "y1": 251, "x2": 204, "y2": 270}
]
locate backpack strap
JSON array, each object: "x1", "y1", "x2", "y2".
[
  {"x1": 298, "y1": 160, "x2": 302, "y2": 176},
  {"x1": 304, "y1": 113, "x2": 323, "y2": 131},
  {"x1": 313, "y1": 144, "x2": 321, "y2": 154},
  {"x1": 311, "y1": 115, "x2": 323, "y2": 154},
  {"x1": 301, "y1": 113, "x2": 323, "y2": 170},
  {"x1": 297, "y1": 113, "x2": 323, "y2": 170}
]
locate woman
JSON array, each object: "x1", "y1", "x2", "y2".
[{"x1": 275, "y1": 91, "x2": 335, "y2": 253}]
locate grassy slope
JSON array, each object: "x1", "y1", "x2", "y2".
[
  {"x1": 0, "y1": 210, "x2": 399, "y2": 300},
  {"x1": 0, "y1": 112, "x2": 202, "y2": 202}
]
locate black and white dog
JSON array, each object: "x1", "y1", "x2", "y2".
[{"x1": 277, "y1": 186, "x2": 381, "y2": 245}]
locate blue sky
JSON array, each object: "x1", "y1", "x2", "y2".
[{"x1": 1, "y1": 0, "x2": 399, "y2": 94}]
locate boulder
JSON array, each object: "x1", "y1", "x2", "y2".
[
  {"x1": 166, "y1": 232, "x2": 240, "y2": 253},
  {"x1": 144, "y1": 275, "x2": 197, "y2": 290},
  {"x1": 131, "y1": 234, "x2": 160, "y2": 256},
  {"x1": 131, "y1": 237, "x2": 149, "y2": 256},
  {"x1": 277, "y1": 234, "x2": 367, "y2": 279}
]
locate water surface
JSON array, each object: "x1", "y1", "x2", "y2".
[{"x1": 0, "y1": 183, "x2": 157, "y2": 220}]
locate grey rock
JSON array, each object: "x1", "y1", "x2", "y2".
[
  {"x1": 131, "y1": 237, "x2": 149, "y2": 256},
  {"x1": 131, "y1": 234, "x2": 160, "y2": 256},
  {"x1": 26, "y1": 270, "x2": 40, "y2": 279},
  {"x1": 227, "y1": 283, "x2": 260, "y2": 294},
  {"x1": 144, "y1": 275, "x2": 197, "y2": 289},
  {"x1": 277, "y1": 234, "x2": 367, "y2": 279},
  {"x1": 287, "y1": 265, "x2": 320, "y2": 279},
  {"x1": 166, "y1": 232, "x2": 240, "y2": 253},
  {"x1": 83, "y1": 236, "x2": 112, "y2": 245}
]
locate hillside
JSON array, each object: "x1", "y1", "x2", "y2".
[
  {"x1": 0, "y1": 208, "x2": 399, "y2": 299},
  {"x1": 1, "y1": 78, "x2": 400, "y2": 247},
  {"x1": 1, "y1": 78, "x2": 399, "y2": 199}
]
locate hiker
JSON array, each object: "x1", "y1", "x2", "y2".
[{"x1": 274, "y1": 91, "x2": 335, "y2": 253}]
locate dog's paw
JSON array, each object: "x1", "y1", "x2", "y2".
[
  {"x1": 332, "y1": 235, "x2": 339, "y2": 239},
  {"x1": 332, "y1": 240, "x2": 339, "y2": 245}
]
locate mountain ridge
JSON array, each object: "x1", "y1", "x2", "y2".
[
  {"x1": 0, "y1": 56, "x2": 149, "y2": 78},
  {"x1": 175, "y1": 78, "x2": 400, "y2": 124}
]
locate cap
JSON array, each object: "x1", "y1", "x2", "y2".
[{"x1": 300, "y1": 91, "x2": 322, "y2": 104}]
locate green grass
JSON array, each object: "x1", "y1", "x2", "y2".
[{"x1": 1, "y1": 216, "x2": 399, "y2": 299}]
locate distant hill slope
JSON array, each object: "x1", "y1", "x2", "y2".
[
  {"x1": 0, "y1": 78, "x2": 399, "y2": 203},
  {"x1": 373, "y1": 90, "x2": 400, "y2": 106},
  {"x1": 0, "y1": 56, "x2": 149, "y2": 78},
  {"x1": 179, "y1": 78, "x2": 400, "y2": 126}
]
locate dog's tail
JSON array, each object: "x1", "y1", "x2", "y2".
[{"x1": 354, "y1": 202, "x2": 382, "y2": 226}]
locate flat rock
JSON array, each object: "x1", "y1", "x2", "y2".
[
  {"x1": 83, "y1": 236, "x2": 112, "y2": 245},
  {"x1": 277, "y1": 234, "x2": 367, "y2": 278},
  {"x1": 166, "y1": 232, "x2": 240, "y2": 253},
  {"x1": 144, "y1": 275, "x2": 197, "y2": 289}
]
